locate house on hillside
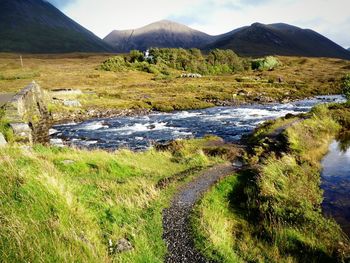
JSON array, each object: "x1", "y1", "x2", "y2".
[{"x1": 144, "y1": 49, "x2": 154, "y2": 62}]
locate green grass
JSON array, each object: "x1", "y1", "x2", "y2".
[
  {"x1": 0, "y1": 137, "x2": 228, "y2": 262},
  {"x1": 192, "y1": 175, "x2": 244, "y2": 263},
  {"x1": 0, "y1": 109, "x2": 14, "y2": 142},
  {"x1": 193, "y1": 104, "x2": 350, "y2": 263}
]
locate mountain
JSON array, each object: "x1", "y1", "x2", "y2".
[
  {"x1": 0, "y1": 0, "x2": 113, "y2": 53},
  {"x1": 206, "y1": 22, "x2": 350, "y2": 60},
  {"x1": 104, "y1": 20, "x2": 216, "y2": 52}
]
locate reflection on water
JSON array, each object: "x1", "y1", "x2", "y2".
[{"x1": 321, "y1": 133, "x2": 350, "y2": 236}]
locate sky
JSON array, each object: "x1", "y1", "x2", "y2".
[{"x1": 48, "y1": 0, "x2": 350, "y2": 48}]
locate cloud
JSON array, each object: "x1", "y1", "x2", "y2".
[
  {"x1": 60, "y1": 0, "x2": 350, "y2": 47},
  {"x1": 46, "y1": 0, "x2": 76, "y2": 8}
]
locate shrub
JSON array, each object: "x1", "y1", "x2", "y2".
[
  {"x1": 342, "y1": 74, "x2": 350, "y2": 100},
  {"x1": 251, "y1": 56, "x2": 280, "y2": 71},
  {"x1": 126, "y1": 50, "x2": 144, "y2": 63},
  {"x1": 100, "y1": 56, "x2": 127, "y2": 71}
]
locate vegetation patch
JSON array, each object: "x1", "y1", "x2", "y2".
[
  {"x1": 100, "y1": 48, "x2": 248, "y2": 76},
  {"x1": 342, "y1": 74, "x2": 350, "y2": 100},
  {"x1": 251, "y1": 56, "x2": 281, "y2": 71},
  {"x1": 193, "y1": 103, "x2": 350, "y2": 262},
  {"x1": 0, "y1": 137, "x2": 231, "y2": 262}
]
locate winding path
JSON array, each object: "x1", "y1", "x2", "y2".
[{"x1": 163, "y1": 163, "x2": 237, "y2": 263}]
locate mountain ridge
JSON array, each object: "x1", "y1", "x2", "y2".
[
  {"x1": 0, "y1": 0, "x2": 113, "y2": 53},
  {"x1": 205, "y1": 22, "x2": 350, "y2": 59},
  {"x1": 105, "y1": 21, "x2": 350, "y2": 60},
  {"x1": 103, "y1": 20, "x2": 217, "y2": 52}
]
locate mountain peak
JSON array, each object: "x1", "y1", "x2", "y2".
[
  {"x1": 206, "y1": 22, "x2": 350, "y2": 59},
  {"x1": 251, "y1": 22, "x2": 264, "y2": 27},
  {"x1": 104, "y1": 20, "x2": 213, "y2": 52},
  {"x1": 0, "y1": 0, "x2": 112, "y2": 53}
]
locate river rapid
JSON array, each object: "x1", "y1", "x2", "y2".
[{"x1": 50, "y1": 95, "x2": 345, "y2": 150}]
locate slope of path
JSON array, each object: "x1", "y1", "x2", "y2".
[{"x1": 163, "y1": 163, "x2": 237, "y2": 263}]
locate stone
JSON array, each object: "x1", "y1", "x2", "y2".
[
  {"x1": 0, "y1": 132, "x2": 7, "y2": 147},
  {"x1": 10, "y1": 122, "x2": 33, "y2": 143},
  {"x1": 51, "y1": 89, "x2": 83, "y2": 96},
  {"x1": 63, "y1": 100, "x2": 81, "y2": 107},
  {"x1": 50, "y1": 138, "x2": 65, "y2": 147},
  {"x1": 180, "y1": 73, "x2": 202, "y2": 78},
  {"x1": 115, "y1": 238, "x2": 133, "y2": 253},
  {"x1": 62, "y1": 159, "x2": 75, "y2": 165},
  {"x1": 232, "y1": 159, "x2": 243, "y2": 168}
]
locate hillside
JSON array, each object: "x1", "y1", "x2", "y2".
[
  {"x1": 207, "y1": 22, "x2": 350, "y2": 60},
  {"x1": 103, "y1": 20, "x2": 216, "y2": 52},
  {"x1": 0, "y1": 0, "x2": 113, "y2": 53}
]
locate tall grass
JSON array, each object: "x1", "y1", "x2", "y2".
[
  {"x1": 0, "y1": 138, "x2": 224, "y2": 262},
  {"x1": 193, "y1": 104, "x2": 350, "y2": 262}
]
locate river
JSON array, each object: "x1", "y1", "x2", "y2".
[
  {"x1": 321, "y1": 134, "x2": 350, "y2": 236},
  {"x1": 50, "y1": 95, "x2": 345, "y2": 150}
]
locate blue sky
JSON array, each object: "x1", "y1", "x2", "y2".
[{"x1": 48, "y1": 0, "x2": 350, "y2": 48}]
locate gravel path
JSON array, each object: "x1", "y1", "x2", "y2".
[{"x1": 163, "y1": 163, "x2": 237, "y2": 263}]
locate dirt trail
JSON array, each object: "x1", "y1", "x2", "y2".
[{"x1": 163, "y1": 163, "x2": 237, "y2": 263}]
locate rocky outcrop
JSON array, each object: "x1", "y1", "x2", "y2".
[{"x1": 4, "y1": 81, "x2": 52, "y2": 144}]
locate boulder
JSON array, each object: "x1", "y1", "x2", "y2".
[{"x1": 50, "y1": 138, "x2": 65, "y2": 147}]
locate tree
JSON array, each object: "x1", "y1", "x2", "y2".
[{"x1": 128, "y1": 50, "x2": 144, "y2": 63}]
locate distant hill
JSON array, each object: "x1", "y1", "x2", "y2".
[
  {"x1": 206, "y1": 23, "x2": 350, "y2": 60},
  {"x1": 0, "y1": 0, "x2": 113, "y2": 53},
  {"x1": 103, "y1": 20, "x2": 216, "y2": 52}
]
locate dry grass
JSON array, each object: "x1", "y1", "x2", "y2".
[{"x1": 0, "y1": 53, "x2": 349, "y2": 112}]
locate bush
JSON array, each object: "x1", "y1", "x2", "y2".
[
  {"x1": 251, "y1": 56, "x2": 280, "y2": 71},
  {"x1": 342, "y1": 74, "x2": 350, "y2": 100},
  {"x1": 100, "y1": 48, "x2": 247, "y2": 76},
  {"x1": 100, "y1": 56, "x2": 127, "y2": 71}
]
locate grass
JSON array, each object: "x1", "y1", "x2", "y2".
[
  {"x1": 0, "y1": 53, "x2": 349, "y2": 119},
  {"x1": 0, "y1": 137, "x2": 230, "y2": 262},
  {"x1": 193, "y1": 103, "x2": 350, "y2": 263},
  {"x1": 192, "y1": 175, "x2": 243, "y2": 263}
]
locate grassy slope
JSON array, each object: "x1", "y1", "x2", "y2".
[
  {"x1": 0, "y1": 53, "x2": 349, "y2": 114},
  {"x1": 193, "y1": 103, "x2": 350, "y2": 263},
  {"x1": 0, "y1": 138, "x2": 225, "y2": 262}
]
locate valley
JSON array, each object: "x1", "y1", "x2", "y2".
[
  {"x1": 1, "y1": 0, "x2": 350, "y2": 262},
  {"x1": 1, "y1": 51, "x2": 350, "y2": 262}
]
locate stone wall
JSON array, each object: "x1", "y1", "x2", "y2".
[{"x1": 4, "y1": 81, "x2": 52, "y2": 144}]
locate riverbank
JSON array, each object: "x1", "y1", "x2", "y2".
[{"x1": 193, "y1": 102, "x2": 350, "y2": 262}]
